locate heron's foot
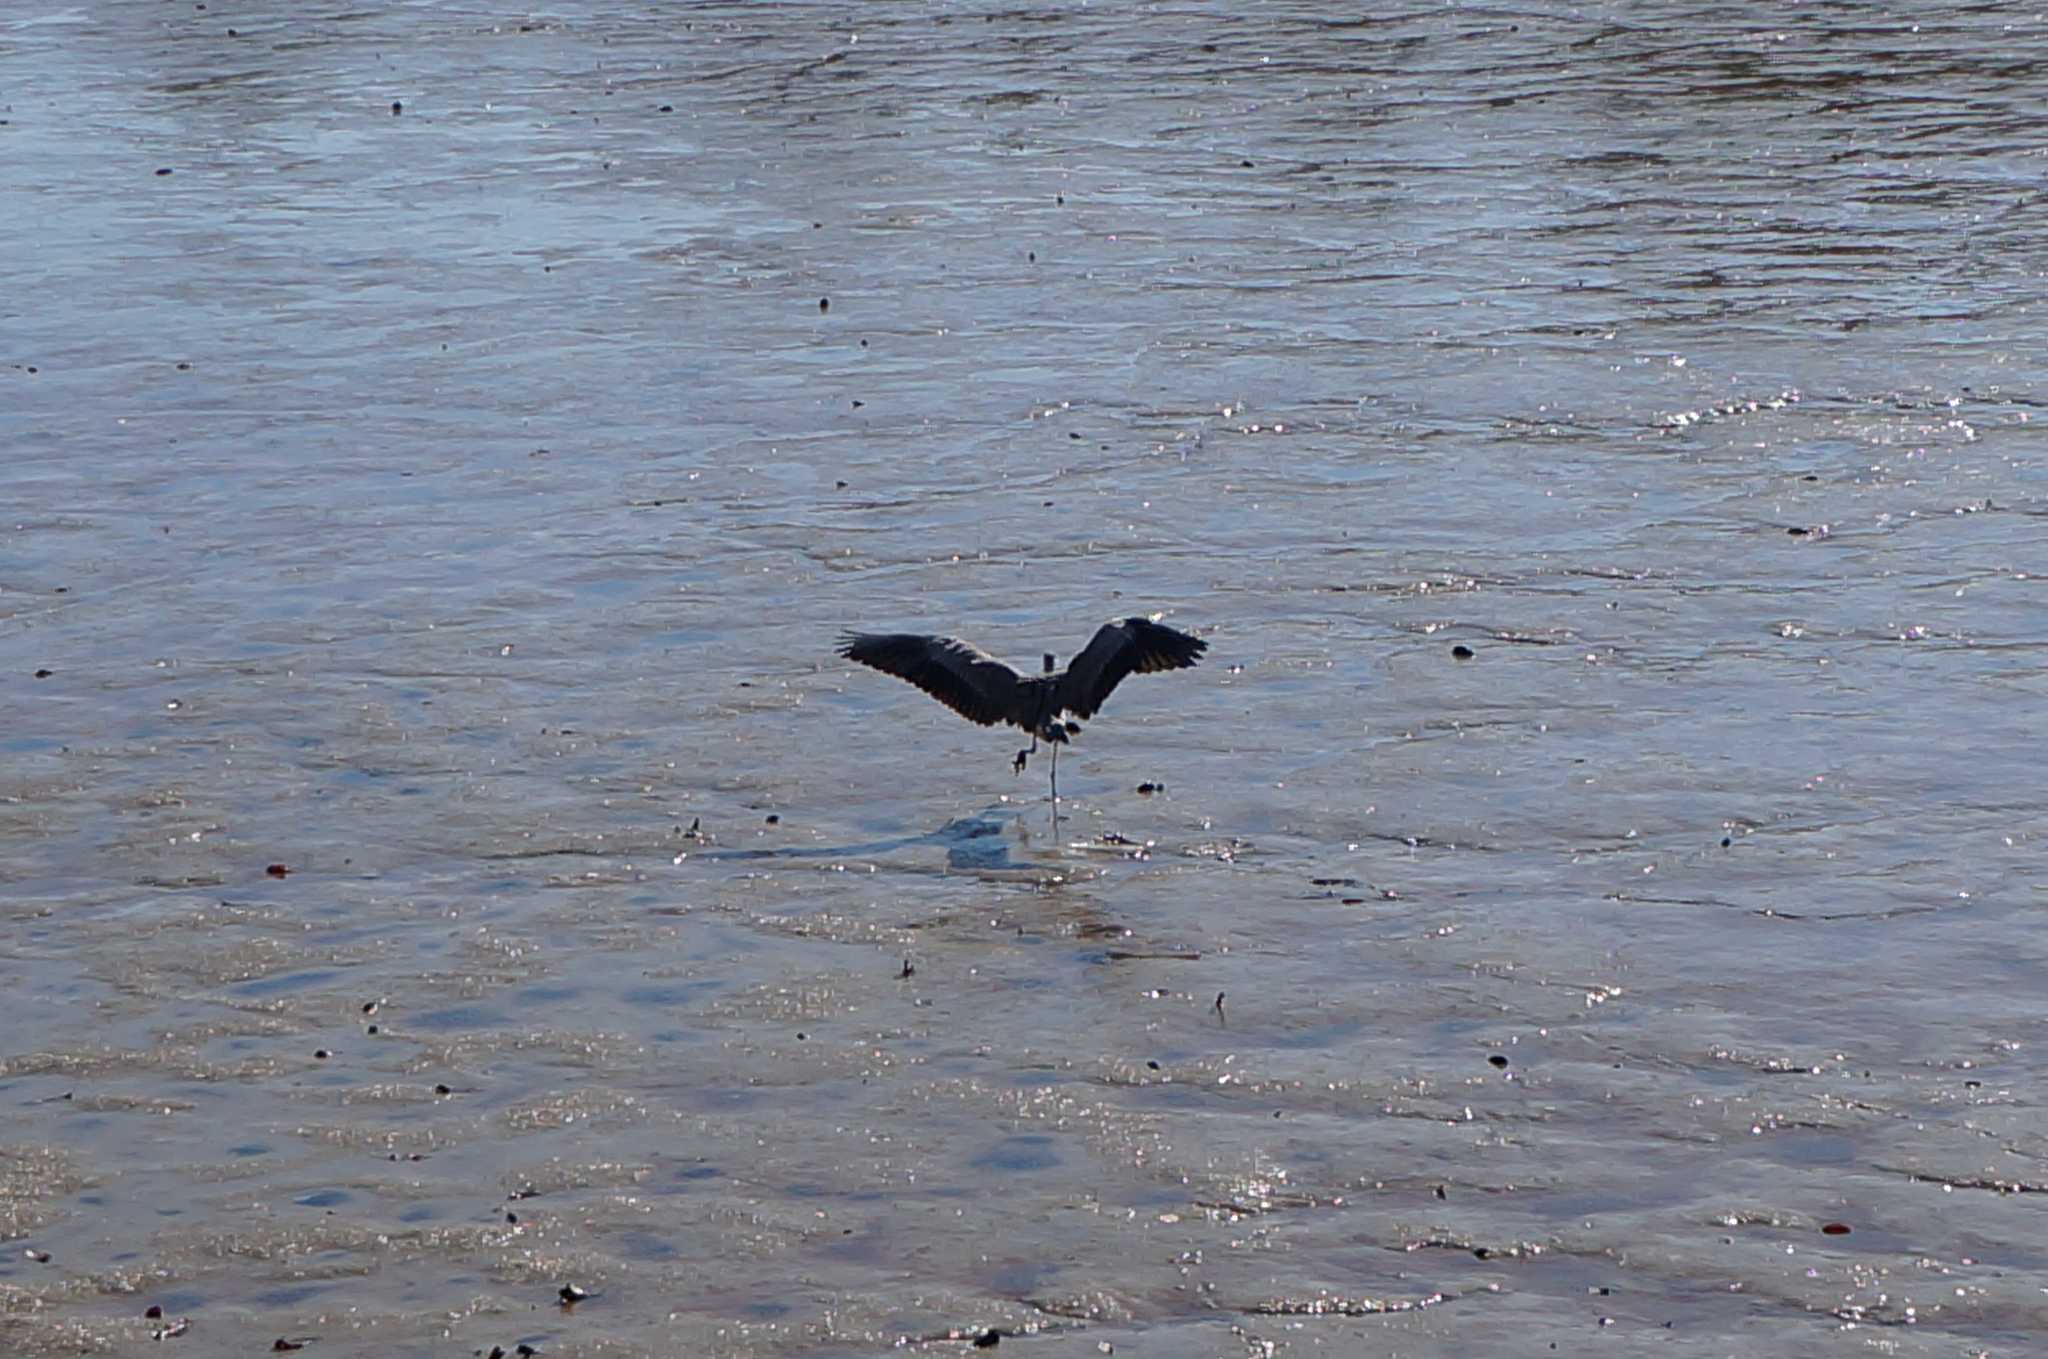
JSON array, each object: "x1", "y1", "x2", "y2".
[{"x1": 1014, "y1": 749, "x2": 1030, "y2": 775}]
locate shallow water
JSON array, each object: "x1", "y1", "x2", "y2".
[{"x1": 4, "y1": 1, "x2": 2046, "y2": 1354}]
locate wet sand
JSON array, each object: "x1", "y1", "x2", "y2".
[{"x1": 4, "y1": 2, "x2": 2046, "y2": 1355}]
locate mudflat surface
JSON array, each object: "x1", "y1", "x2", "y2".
[{"x1": 4, "y1": 2, "x2": 2046, "y2": 1355}]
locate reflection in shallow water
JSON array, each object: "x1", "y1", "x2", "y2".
[
  {"x1": 3, "y1": 0, "x2": 2046, "y2": 1354},
  {"x1": 696, "y1": 812, "x2": 1008, "y2": 866}
]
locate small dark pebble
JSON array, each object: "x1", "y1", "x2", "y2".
[
  {"x1": 518, "y1": 1347, "x2": 539, "y2": 1358},
  {"x1": 362, "y1": 1000, "x2": 379, "y2": 1014},
  {"x1": 175, "y1": 361, "x2": 191, "y2": 370},
  {"x1": 25, "y1": 1248, "x2": 51, "y2": 1262},
  {"x1": 658, "y1": 104, "x2": 673, "y2": 112},
  {"x1": 974, "y1": 1331, "x2": 1001, "y2": 1349},
  {"x1": 818, "y1": 297, "x2": 829, "y2": 312},
  {"x1": 795, "y1": 1031, "x2": 807, "y2": 1041},
  {"x1": 146, "y1": 1305, "x2": 164, "y2": 1319},
  {"x1": 836, "y1": 479, "x2": 849, "y2": 488},
  {"x1": 266, "y1": 863, "x2": 290, "y2": 877},
  {"x1": 434, "y1": 1083, "x2": 452, "y2": 1096},
  {"x1": 1821, "y1": 1222, "x2": 1851, "y2": 1236},
  {"x1": 507, "y1": 1211, "x2": 518, "y2": 1224},
  {"x1": 1488, "y1": 1054, "x2": 1509, "y2": 1068},
  {"x1": 313, "y1": 1049, "x2": 330, "y2": 1060},
  {"x1": 1787, "y1": 526, "x2": 1810, "y2": 536},
  {"x1": 155, "y1": 167, "x2": 174, "y2": 176},
  {"x1": 558, "y1": 1284, "x2": 588, "y2": 1305},
  {"x1": 1435, "y1": 1184, "x2": 1448, "y2": 1199},
  {"x1": 1146, "y1": 1060, "x2": 1160, "y2": 1070},
  {"x1": 1721, "y1": 836, "x2": 1732, "y2": 848},
  {"x1": 365, "y1": 1024, "x2": 379, "y2": 1035},
  {"x1": 34, "y1": 668, "x2": 52, "y2": 678},
  {"x1": 1135, "y1": 781, "x2": 1161, "y2": 794},
  {"x1": 764, "y1": 814, "x2": 780, "y2": 825},
  {"x1": 391, "y1": 101, "x2": 403, "y2": 115},
  {"x1": 1473, "y1": 1247, "x2": 1491, "y2": 1260},
  {"x1": 273, "y1": 1340, "x2": 306, "y2": 1353},
  {"x1": 488, "y1": 1348, "x2": 507, "y2": 1359},
  {"x1": 1451, "y1": 644, "x2": 1474, "y2": 659}
]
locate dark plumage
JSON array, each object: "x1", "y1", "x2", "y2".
[{"x1": 838, "y1": 617, "x2": 1208, "y2": 815}]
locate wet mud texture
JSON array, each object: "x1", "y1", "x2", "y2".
[{"x1": 5, "y1": 2, "x2": 2047, "y2": 1356}]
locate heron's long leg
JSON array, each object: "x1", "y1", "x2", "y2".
[{"x1": 1049, "y1": 743, "x2": 1060, "y2": 825}]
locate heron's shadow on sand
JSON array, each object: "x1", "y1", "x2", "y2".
[{"x1": 690, "y1": 810, "x2": 1053, "y2": 873}]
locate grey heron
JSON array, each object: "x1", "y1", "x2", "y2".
[{"x1": 837, "y1": 616, "x2": 1207, "y2": 818}]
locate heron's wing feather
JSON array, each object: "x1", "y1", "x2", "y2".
[
  {"x1": 838, "y1": 633, "x2": 1027, "y2": 728},
  {"x1": 1057, "y1": 617, "x2": 1206, "y2": 720}
]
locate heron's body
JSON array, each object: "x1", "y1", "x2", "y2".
[{"x1": 837, "y1": 617, "x2": 1207, "y2": 817}]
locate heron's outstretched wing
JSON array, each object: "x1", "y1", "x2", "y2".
[
  {"x1": 1057, "y1": 617, "x2": 1206, "y2": 720},
  {"x1": 838, "y1": 633, "x2": 1028, "y2": 728}
]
